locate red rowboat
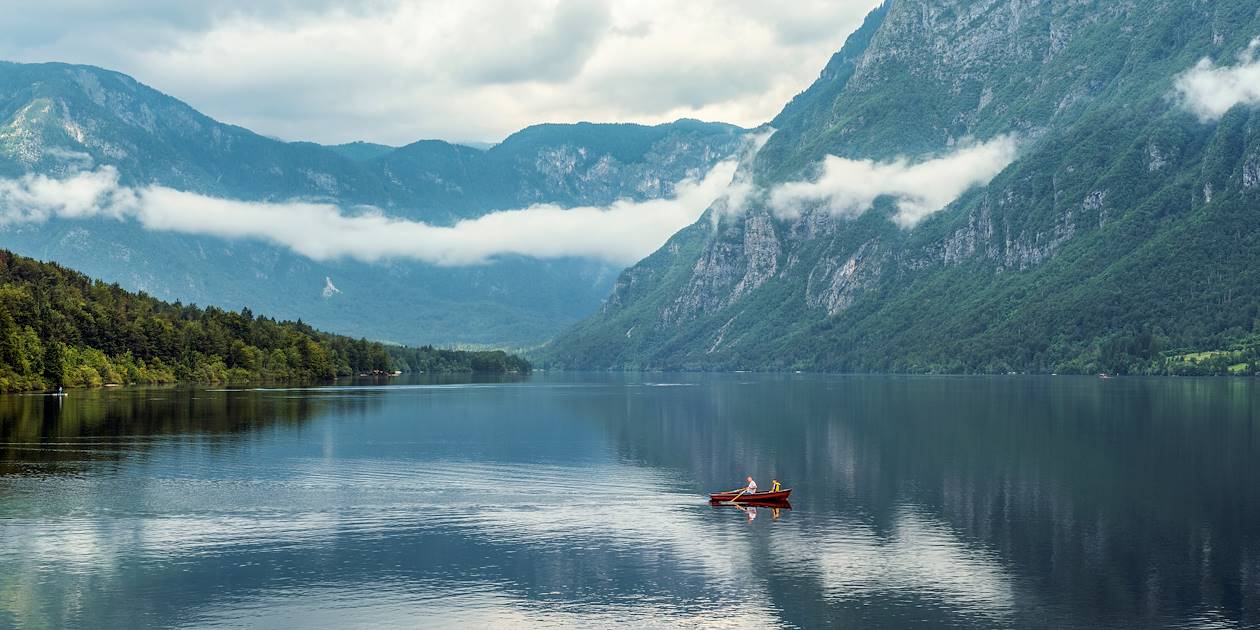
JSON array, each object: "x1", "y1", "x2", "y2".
[{"x1": 708, "y1": 489, "x2": 792, "y2": 503}]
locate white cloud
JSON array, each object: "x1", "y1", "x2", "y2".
[
  {"x1": 0, "y1": 161, "x2": 740, "y2": 266},
  {"x1": 768, "y1": 136, "x2": 1020, "y2": 227},
  {"x1": 1174, "y1": 38, "x2": 1260, "y2": 122},
  {"x1": 708, "y1": 128, "x2": 776, "y2": 222},
  {"x1": 0, "y1": 168, "x2": 134, "y2": 222},
  {"x1": 0, "y1": 0, "x2": 883, "y2": 144}
]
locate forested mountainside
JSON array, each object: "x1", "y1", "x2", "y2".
[
  {"x1": 0, "y1": 61, "x2": 746, "y2": 346},
  {"x1": 0, "y1": 250, "x2": 528, "y2": 392},
  {"x1": 545, "y1": 0, "x2": 1260, "y2": 375}
]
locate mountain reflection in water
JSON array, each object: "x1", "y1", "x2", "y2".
[{"x1": 0, "y1": 374, "x2": 1257, "y2": 629}]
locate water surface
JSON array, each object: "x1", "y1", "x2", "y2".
[{"x1": 1, "y1": 374, "x2": 1257, "y2": 628}]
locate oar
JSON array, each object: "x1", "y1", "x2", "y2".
[{"x1": 726, "y1": 488, "x2": 748, "y2": 504}]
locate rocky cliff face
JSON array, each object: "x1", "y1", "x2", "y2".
[
  {"x1": 545, "y1": 0, "x2": 1260, "y2": 373},
  {"x1": 497, "y1": 121, "x2": 737, "y2": 210}
]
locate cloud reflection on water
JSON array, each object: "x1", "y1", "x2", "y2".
[{"x1": 2, "y1": 375, "x2": 1260, "y2": 628}]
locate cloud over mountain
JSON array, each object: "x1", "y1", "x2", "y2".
[
  {"x1": 0, "y1": 161, "x2": 740, "y2": 266},
  {"x1": 768, "y1": 136, "x2": 1019, "y2": 227},
  {"x1": 1174, "y1": 38, "x2": 1260, "y2": 122}
]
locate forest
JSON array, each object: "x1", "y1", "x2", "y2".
[{"x1": 0, "y1": 250, "x2": 529, "y2": 392}]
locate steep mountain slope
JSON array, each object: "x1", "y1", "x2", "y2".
[
  {"x1": 545, "y1": 0, "x2": 1260, "y2": 374},
  {"x1": 0, "y1": 62, "x2": 746, "y2": 346}
]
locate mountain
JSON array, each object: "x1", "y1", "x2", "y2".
[
  {"x1": 543, "y1": 0, "x2": 1260, "y2": 374},
  {"x1": 324, "y1": 141, "x2": 398, "y2": 162},
  {"x1": 0, "y1": 249, "x2": 529, "y2": 392},
  {"x1": 0, "y1": 61, "x2": 747, "y2": 346}
]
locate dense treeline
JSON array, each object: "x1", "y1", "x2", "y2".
[
  {"x1": 388, "y1": 345, "x2": 532, "y2": 375},
  {"x1": 0, "y1": 251, "x2": 528, "y2": 392}
]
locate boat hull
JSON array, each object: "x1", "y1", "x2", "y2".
[{"x1": 708, "y1": 489, "x2": 791, "y2": 503}]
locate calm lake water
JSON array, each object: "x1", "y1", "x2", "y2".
[{"x1": 0, "y1": 373, "x2": 1257, "y2": 629}]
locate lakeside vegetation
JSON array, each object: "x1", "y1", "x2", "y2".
[
  {"x1": 1154, "y1": 336, "x2": 1260, "y2": 376},
  {"x1": 388, "y1": 345, "x2": 531, "y2": 376},
  {"x1": 0, "y1": 250, "x2": 528, "y2": 392}
]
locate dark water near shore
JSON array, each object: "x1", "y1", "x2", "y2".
[{"x1": 0, "y1": 374, "x2": 1257, "y2": 629}]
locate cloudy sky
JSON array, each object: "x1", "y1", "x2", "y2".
[{"x1": 0, "y1": 0, "x2": 881, "y2": 145}]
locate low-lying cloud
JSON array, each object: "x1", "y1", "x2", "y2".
[
  {"x1": 0, "y1": 135, "x2": 1012, "y2": 265},
  {"x1": 768, "y1": 136, "x2": 1019, "y2": 227},
  {"x1": 1174, "y1": 38, "x2": 1260, "y2": 122},
  {"x1": 0, "y1": 162, "x2": 739, "y2": 266}
]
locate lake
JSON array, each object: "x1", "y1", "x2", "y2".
[{"x1": 0, "y1": 373, "x2": 1257, "y2": 629}]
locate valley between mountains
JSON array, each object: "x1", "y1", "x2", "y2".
[{"x1": 4, "y1": 0, "x2": 1260, "y2": 376}]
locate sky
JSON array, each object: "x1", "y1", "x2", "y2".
[{"x1": 0, "y1": 0, "x2": 883, "y2": 145}]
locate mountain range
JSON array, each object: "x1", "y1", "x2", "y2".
[
  {"x1": 4, "y1": 0, "x2": 1260, "y2": 375},
  {"x1": 543, "y1": 0, "x2": 1260, "y2": 374},
  {"x1": 0, "y1": 60, "x2": 746, "y2": 346}
]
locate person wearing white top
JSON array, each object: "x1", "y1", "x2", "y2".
[{"x1": 745, "y1": 476, "x2": 758, "y2": 494}]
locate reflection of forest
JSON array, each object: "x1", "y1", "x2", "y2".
[
  {"x1": 0, "y1": 376, "x2": 1257, "y2": 628},
  {"x1": 582, "y1": 375, "x2": 1260, "y2": 627},
  {"x1": 0, "y1": 386, "x2": 383, "y2": 472}
]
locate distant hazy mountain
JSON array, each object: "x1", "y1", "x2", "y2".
[
  {"x1": 544, "y1": 0, "x2": 1260, "y2": 374},
  {"x1": 0, "y1": 61, "x2": 746, "y2": 346}
]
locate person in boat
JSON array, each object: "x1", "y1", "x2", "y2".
[
  {"x1": 744, "y1": 476, "x2": 758, "y2": 495},
  {"x1": 770, "y1": 479, "x2": 781, "y2": 493}
]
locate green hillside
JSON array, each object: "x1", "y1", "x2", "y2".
[
  {"x1": 543, "y1": 0, "x2": 1260, "y2": 376},
  {"x1": 0, "y1": 250, "x2": 528, "y2": 392}
]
